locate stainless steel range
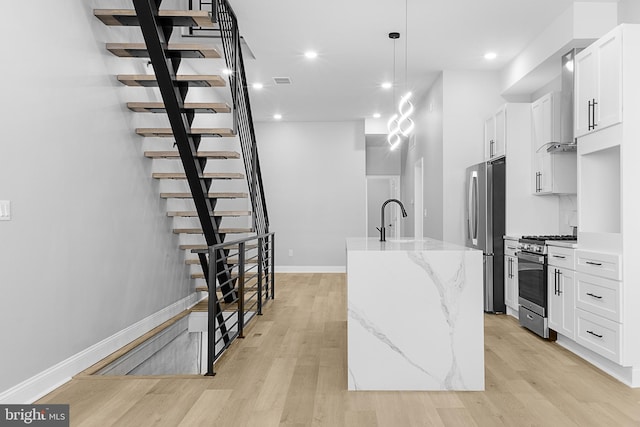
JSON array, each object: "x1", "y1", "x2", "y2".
[{"x1": 517, "y1": 235, "x2": 576, "y2": 338}]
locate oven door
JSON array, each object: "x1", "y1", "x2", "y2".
[{"x1": 517, "y1": 251, "x2": 547, "y2": 316}]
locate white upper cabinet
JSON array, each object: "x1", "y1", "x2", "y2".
[
  {"x1": 531, "y1": 93, "x2": 577, "y2": 195},
  {"x1": 485, "y1": 106, "x2": 506, "y2": 161},
  {"x1": 575, "y1": 26, "x2": 622, "y2": 138}
]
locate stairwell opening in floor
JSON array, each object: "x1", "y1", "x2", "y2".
[{"x1": 91, "y1": 310, "x2": 256, "y2": 376}]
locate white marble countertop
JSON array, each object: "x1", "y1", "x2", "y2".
[
  {"x1": 346, "y1": 237, "x2": 477, "y2": 252},
  {"x1": 503, "y1": 235, "x2": 520, "y2": 241}
]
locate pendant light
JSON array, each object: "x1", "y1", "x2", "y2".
[{"x1": 386, "y1": 0, "x2": 414, "y2": 151}]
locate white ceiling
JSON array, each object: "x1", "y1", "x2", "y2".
[{"x1": 222, "y1": 0, "x2": 582, "y2": 122}]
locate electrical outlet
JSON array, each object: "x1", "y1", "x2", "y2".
[
  {"x1": 0, "y1": 200, "x2": 10, "y2": 221},
  {"x1": 288, "y1": 249, "x2": 294, "y2": 257}
]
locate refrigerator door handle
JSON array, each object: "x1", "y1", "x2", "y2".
[{"x1": 468, "y1": 171, "x2": 478, "y2": 245}]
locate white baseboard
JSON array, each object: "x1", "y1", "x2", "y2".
[
  {"x1": 0, "y1": 292, "x2": 204, "y2": 404},
  {"x1": 275, "y1": 265, "x2": 345, "y2": 273},
  {"x1": 556, "y1": 335, "x2": 640, "y2": 388}
]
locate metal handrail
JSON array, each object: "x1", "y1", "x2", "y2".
[
  {"x1": 215, "y1": 0, "x2": 270, "y2": 235},
  {"x1": 194, "y1": 232, "x2": 275, "y2": 376}
]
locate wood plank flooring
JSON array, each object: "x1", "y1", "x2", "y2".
[{"x1": 37, "y1": 273, "x2": 640, "y2": 426}]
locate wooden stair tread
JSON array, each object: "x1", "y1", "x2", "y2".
[
  {"x1": 181, "y1": 243, "x2": 258, "y2": 251},
  {"x1": 127, "y1": 102, "x2": 231, "y2": 114},
  {"x1": 136, "y1": 128, "x2": 235, "y2": 137},
  {"x1": 173, "y1": 228, "x2": 254, "y2": 234},
  {"x1": 107, "y1": 43, "x2": 220, "y2": 59},
  {"x1": 186, "y1": 258, "x2": 257, "y2": 265},
  {"x1": 160, "y1": 192, "x2": 248, "y2": 199},
  {"x1": 117, "y1": 75, "x2": 225, "y2": 87},
  {"x1": 152, "y1": 172, "x2": 244, "y2": 180},
  {"x1": 94, "y1": 9, "x2": 214, "y2": 27},
  {"x1": 167, "y1": 210, "x2": 250, "y2": 217},
  {"x1": 144, "y1": 150, "x2": 240, "y2": 159}
]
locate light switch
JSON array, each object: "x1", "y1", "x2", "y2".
[{"x1": 0, "y1": 200, "x2": 10, "y2": 221}]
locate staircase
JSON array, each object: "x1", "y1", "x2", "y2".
[{"x1": 95, "y1": 0, "x2": 274, "y2": 376}]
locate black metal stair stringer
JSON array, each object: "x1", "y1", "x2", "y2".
[{"x1": 132, "y1": 0, "x2": 238, "y2": 310}]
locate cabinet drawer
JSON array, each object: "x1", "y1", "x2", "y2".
[
  {"x1": 575, "y1": 308, "x2": 621, "y2": 363},
  {"x1": 547, "y1": 246, "x2": 575, "y2": 270},
  {"x1": 576, "y1": 250, "x2": 621, "y2": 280},
  {"x1": 575, "y1": 273, "x2": 622, "y2": 322},
  {"x1": 504, "y1": 240, "x2": 519, "y2": 257}
]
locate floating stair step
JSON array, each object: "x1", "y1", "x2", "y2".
[
  {"x1": 127, "y1": 102, "x2": 231, "y2": 114},
  {"x1": 167, "y1": 210, "x2": 250, "y2": 217},
  {"x1": 94, "y1": 9, "x2": 214, "y2": 27},
  {"x1": 144, "y1": 151, "x2": 240, "y2": 159},
  {"x1": 160, "y1": 192, "x2": 248, "y2": 199},
  {"x1": 118, "y1": 75, "x2": 225, "y2": 87},
  {"x1": 107, "y1": 43, "x2": 220, "y2": 59},
  {"x1": 152, "y1": 172, "x2": 244, "y2": 180},
  {"x1": 136, "y1": 128, "x2": 235, "y2": 137},
  {"x1": 186, "y1": 258, "x2": 256, "y2": 265},
  {"x1": 182, "y1": 243, "x2": 258, "y2": 251},
  {"x1": 173, "y1": 227, "x2": 254, "y2": 235}
]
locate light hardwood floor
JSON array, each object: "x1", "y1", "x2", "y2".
[{"x1": 38, "y1": 273, "x2": 640, "y2": 426}]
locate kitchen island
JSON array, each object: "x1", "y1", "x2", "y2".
[{"x1": 346, "y1": 237, "x2": 484, "y2": 391}]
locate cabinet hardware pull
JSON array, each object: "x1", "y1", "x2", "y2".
[
  {"x1": 588, "y1": 99, "x2": 593, "y2": 131},
  {"x1": 587, "y1": 330, "x2": 603, "y2": 339},
  {"x1": 554, "y1": 269, "x2": 559, "y2": 296},
  {"x1": 527, "y1": 314, "x2": 534, "y2": 320},
  {"x1": 507, "y1": 246, "x2": 516, "y2": 250},
  {"x1": 553, "y1": 255, "x2": 566, "y2": 259},
  {"x1": 592, "y1": 99, "x2": 598, "y2": 130},
  {"x1": 585, "y1": 261, "x2": 602, "y2": 266},
  {"x1": 586, "y1": 292, "x2": 603, "y2": 299},
  {"x1": 557, "y1": 270, "x2": 562, "y2": 294}
]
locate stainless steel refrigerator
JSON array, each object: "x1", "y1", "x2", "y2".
[{"x1": 465, "y1": 158, "x2": 506, "y2": 313}]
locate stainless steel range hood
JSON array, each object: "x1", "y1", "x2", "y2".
[{"x1": 546, "y1": 49, "x2": 581, "y2": 153}]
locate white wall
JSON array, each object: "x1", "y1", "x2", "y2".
[
  {"x1": 619, "y1": 0, "x2": 640, "y2": 23},
  {"x1": 442, "y1": 71, "x2": 504, "y2": 246},
  {"x1": 365, "y1": 135, "x2": 401, "y2": 176},
  {"x1": 255, "y1": 121, "x2": 366, "y2": 270},
  {"x1": 401, "y1": 74, "x2": 444, "y2": 240},
  {"x1": 0, "y1": 1, "x2": 194, "y2": 398}
]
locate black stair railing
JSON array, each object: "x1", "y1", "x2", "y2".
[
  {"x1": 131, "y1": 0, "x2": 238, "y2": 350},
  {"x1": 215, "y1": 0, "x2": 270, "y2": 236}
]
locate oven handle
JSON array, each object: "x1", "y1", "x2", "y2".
[{"x1": 517, "y1": 252, "x2": 545, "y2": 264}]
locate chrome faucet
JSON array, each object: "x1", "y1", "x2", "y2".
[{"x1": 377, "y1": 199, "x2": 408, "y2": 242}]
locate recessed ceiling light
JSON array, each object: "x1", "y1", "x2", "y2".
[
  {"x1": 373, "y1": 113, "x2": 381, "y2": 119},
  {"x1": 273, "y1": 114, "x2": 282, "y2": 120},
  {"x1": 381, "y1": 82, "x2": 392, "y2": 89},
  {"x1": 484, "y1": 52, "x2": 497, "y2": 60},
  {"x1": 304, "y1": 51, "x2": 318, "y2": 59},
  {"x1": 252, "y1": 82, "x2": 264, "y2": 90},
  {"x1": 222, "y1": 68, "x2": 232, "y2": 75}
]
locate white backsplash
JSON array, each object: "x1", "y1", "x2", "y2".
[{"x1": 559, "y1": 194, "x2": 578, "y2": 235}]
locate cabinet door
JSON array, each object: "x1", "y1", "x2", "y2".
[
  {"x1": 531, "y1": 93, "x2": 553, "y2": 152},
  {"x1": 494, "y1": 107, "x2": 506, "y2": 158},
  {"x1": 575, "y1": 46, "x2": 597, "y2": 138},
  {"x1": 484, "y1": 115, "x2": 496, "y2": 160},
  {"x1": 548, "y1": 267, "x2": 575, "y2": 339},
  {"x1": 533, "y1": 152, "x2": 552, "y2": 194},
  {"x1": 595, "y1": 28, "x2": 622, "y2": 131},
  {"x1": 504, "y1": 255, "x2": 519, "y2": 312}
]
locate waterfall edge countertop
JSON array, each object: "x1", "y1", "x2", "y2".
[
  {"x1": 346, "y1": 237, "x2": 478, "y2": 252},
  {"x1": 346, "y1": 237, "x2": 485, "y2": 391}
]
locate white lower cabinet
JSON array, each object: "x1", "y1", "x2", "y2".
[
  {"x1": 504, "y1": 238, "x2": 519, "y2": 316},
  {"x1": 547, "y1": 246, "x2": 576, "y2": 339},
  {"x1": 575, "y1": 308, "x2": 622, "y2": 363},
  {"x1": 573, "y1": 250, "x2": 624, "y2": 364},
  {"x1": 548, "y1": 266, "x2": 575, "y2": 339}
]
